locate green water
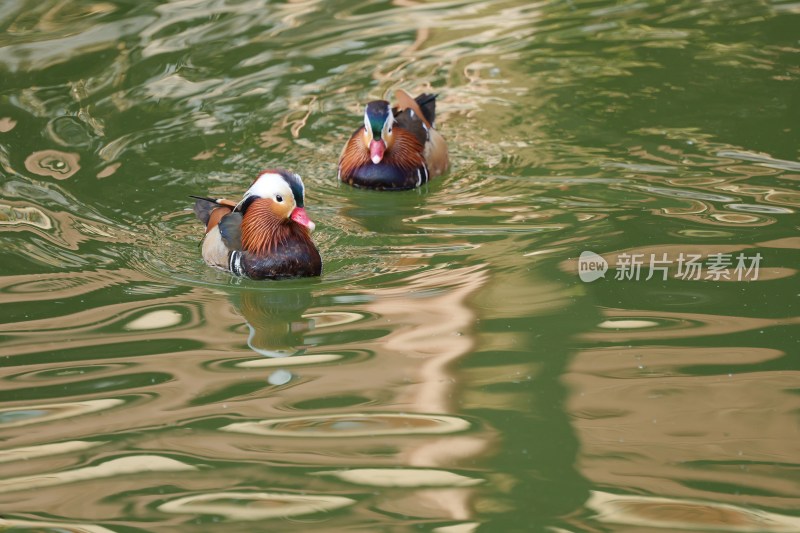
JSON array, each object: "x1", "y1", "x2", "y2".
[{"x1": 1, "y1": 0, "x2": 798, "y2": 531}]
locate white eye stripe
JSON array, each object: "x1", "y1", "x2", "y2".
[
  {"x1": 384, "y1": 109, "x2": 394, "y2": 134},
  {"x1": 246, "y1": 173, "x2": 293, "y2": 205}
]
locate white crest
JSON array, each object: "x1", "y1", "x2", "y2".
[{"x1": 238, "y1": 172, "x2": 294, "y2": 210}]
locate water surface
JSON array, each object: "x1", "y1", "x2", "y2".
[{"x1": 1, "y1": 0, "x2": 798, "y2": 531}]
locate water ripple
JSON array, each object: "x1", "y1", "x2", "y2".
[
  {"x1": 0, "y1": 518, "x2": 115, "y2": 533},
  {"x1": 312, "y1": 468, "x2": 483, "y2": 488},
  {"x1": 221, "y1": 413, "x2": 471, "y2": 438},
  {"x1": 586, "y1": 490, "x2": 800, "y2": 532},
  {"x1": 0, "y1": 398, "x2": 123, "y2": 429},
  {"x1": 716, "y1": 150, "x2": 800, "y2": 171},
  {"x1": 0, "y1": 455, "x2": 195, "y2": 494},
  {"x1": 158, "y1": 491, "x2": 355, "y2": 521},
  {"x1": 0, "y1": 440, "x2": 103, "y2": 464},
  {"x1": 0, "y1": 0, "x2": 797, "y2": 529}
]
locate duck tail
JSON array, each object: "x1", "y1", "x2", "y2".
[{"x1": 191, "y1": 196, "x2": 221, "y2": 225}]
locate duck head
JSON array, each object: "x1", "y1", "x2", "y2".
[
  {"x1": 239, "y1": 170, "x2": 315, "y2": 232},
  {"x1": 236, "y1": 170, "x2": 317, "y2": 256},
  {"x1": 362, "y1": 100, "x2": 395, "y2": 164}
]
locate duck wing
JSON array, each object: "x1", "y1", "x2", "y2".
[
  {"x1": 394, "y1": 90, "x2": 442, "y2": 150},
  {"x1": 393, "y1": 90, "x2": 448, "y2": 178},
  {"x1": 217, "y1": 212, "x2": 243, "y2": 250}
]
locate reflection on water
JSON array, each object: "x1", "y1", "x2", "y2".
[
  {"x1": 586, "y1": 491, "x2": 800, "y2": 533},
  {"x1": 312, "y1": 468, "x2": 484, "y2": 488},
  {"x1": 222, "y1": 412, "x2": 471, "y2": 437},
  {"x1": 1, "y1": 0, "x2": 798, "y2": 530},
  {"x1": 0, "y1": 399, "x2": 123, "y2": 429},
  {"x1": 566, "y1": 346, "x2": 799, "y2": 507},
  {"x1": 0, "y1": 455, "x2": 196, "y2": 494},
  {"x1": 158, "y1": 491, "x2": 355, "y2": 522}
]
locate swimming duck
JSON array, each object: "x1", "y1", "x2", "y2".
[
  {"x1": 192, "y1": 169, "x2": 321, "y2": 279},
  {"x1": 338, "y1": 89, "x2": 449, "y2": 190}
]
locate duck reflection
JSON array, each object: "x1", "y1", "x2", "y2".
[
  {"x1": 226, "y1": 287, "x2": 317, "y2": 388},
  {"x1": 230, "y1": 288, "x2": 314, "y2": 358},
  {"x1": 338, "y1": 188, "x2": 427, "y2": 234}
]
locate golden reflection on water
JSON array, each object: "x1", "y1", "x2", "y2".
[
  {"x1": 0, "y1": 455, "x2": 196, "y2": 494},
  {"x1": 222, "y1": 412, "x2": 471, "y2": 437},
  {"x1": 229, "y1": 265, "x2": 494, "y2": 521},
  {"x1": 0, "y1": 198, "x2": 123, "y2": 259},
  {"x1": 566, "y1": 340, "x2": 800, "y2": 516},
  {"x1": 312, "y1": 467, "x2": 483, "y2": 488},
  {"x1": 586, "y1": 490, "x2": 800, "y2": 532},
  {"x1": 0, "y1": 517, "x2": 115, "y2": 533},
  {"x1": 157, "y1": 491, "x2": 355, "y2": 521},
  {"x1": 0, "y1": 261, "x2": 498, "y2": 524},
  {"x1": 24, "y1": 149, "x2": 81, "y2": 180},
  {"x1": 581, "y1": 307, "x2": 799, "y2": 342},
  {"x1": 0, "y1": 440, "x2": 102, "y2": 464},
  {"x1": 0, "y1": 399, "x2": 123, "y2": 430}
]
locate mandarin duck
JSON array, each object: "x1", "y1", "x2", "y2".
[
  {"x1": 338, "y1": 89, "x2": 449, "y2": 190},
  {"x1": 192, "y1": 170, "x2": 321, "y2": 279}
]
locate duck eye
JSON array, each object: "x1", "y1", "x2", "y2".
[{"x1": 276, "y1": 195, "x2": 283, "y2": 202}]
